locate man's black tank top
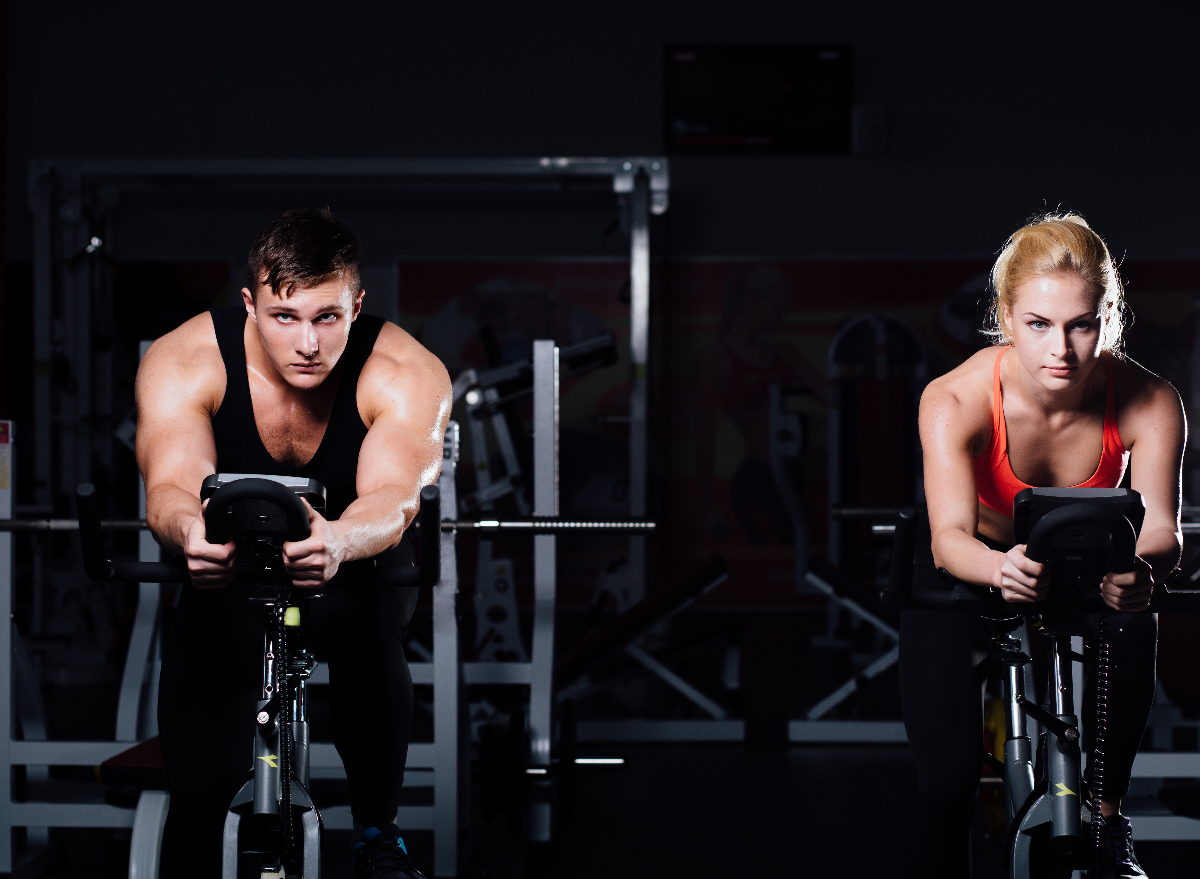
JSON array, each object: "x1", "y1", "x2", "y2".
[{"x1": 208, "y1": 306, "x2": 414, "y2": 567}]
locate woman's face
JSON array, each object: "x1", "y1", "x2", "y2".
[{"x1": 1004, "y1": 272, "x2": 1106, "y2": 392}]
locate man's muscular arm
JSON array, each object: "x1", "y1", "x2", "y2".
[
  {"x1": 136, "y1": 316, "x2": 237, "y2": 588},
  {"x1": 282, "y1": 325, "x2": 451, "y2": 588}
]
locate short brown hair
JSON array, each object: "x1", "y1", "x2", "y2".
[
  {"x1": 246, "y1": 208, "x2": 362, "y2": 298},
  {"x1": 988, "y1": 212, "x2": 1126, "y2": 354}
]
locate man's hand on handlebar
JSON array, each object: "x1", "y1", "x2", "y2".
[
  {"x1": 282, "y1": 499, "x2": 343, "y2": 589},
  {"x1": 1101, "y1": 555, "x2": 1154, "y2": 612},
  {"x1": 996, "y1": 545, "x2": 1050, "y2": 603},
  {"x1": 185, "y1": 500, "x2": 238, "y2": 589}
]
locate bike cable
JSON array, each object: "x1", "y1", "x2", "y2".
[
  {"x1": 276, "y1": 603, "x2": 297, "y2": 866},
  {"x1": 1090, "y1": 612, "x2": 1111, "y2": 878}
]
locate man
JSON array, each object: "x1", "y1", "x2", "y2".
[{"x1": 137, "y1": 209, "x2": 450, "y2": 878}]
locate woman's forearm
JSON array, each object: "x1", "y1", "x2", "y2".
[
  {"x1": 1137, "y1": 525, "x2": 1182, "y2": 584},
  {"x1": 932, "y1": 527, "x2": 1005, "y2": 589}
]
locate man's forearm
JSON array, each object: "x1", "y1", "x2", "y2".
[
  {"x1": 146, "y1": 483, "x2": 202, "y2": 555},
  {"x1": 329, "y1": 486, "x2": 414, "y2": 563}
]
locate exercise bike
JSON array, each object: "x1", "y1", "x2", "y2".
[
  {"x1": 78, "y1": 474, "x2": 441, "y2": 879},
  {"x1": 884, "y1": 486, "x2": 1176, "y2": 879}
]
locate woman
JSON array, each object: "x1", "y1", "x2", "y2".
[{"x1": 905, "y1": 214, "x2": 1185, "y2": 878}]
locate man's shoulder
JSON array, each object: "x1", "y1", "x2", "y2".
[
  {"x1": 358, "y1": 321, "x2": 451, "y2": 417},
  {"x1": 363, "y1": 321, "x2": 447, "y2": 377},
  {"x1": 138, "y1": 311, "x2": 226, "y2": 407}
]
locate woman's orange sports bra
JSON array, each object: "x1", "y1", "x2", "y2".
[{"x1": 973, "y1": 346, "x2": 1129, "y2": 517}]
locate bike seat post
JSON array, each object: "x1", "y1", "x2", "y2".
[
  {"x1": 1050, "y1": 633, "x2": 1075, "y2": 720},
  {"x1": 994, "y1": 623, "x2": 1035, "y2": 822},
  {"x1": 990, "y1": 622, "x2": 1029, "y2": 742}
]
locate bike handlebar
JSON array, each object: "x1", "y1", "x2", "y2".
[
  {"x1": 881, "y1": 503, "x2": 1200, "y2": 613},
  {"x1": 882, "y1": 507, "x2": 917, "y2": 609},
  {"x1": 203, "y1": 477, "x2": 312, "y2": 545},
  {"x1": 417, "y1": 484, "x2": 440, "y2": 587},
  {"x1": 1024, "y1": 503, "x2": 1137, "y2": 574},
  {"x1": 76, "y1": 481, "x2": 443, "y2": 588}
]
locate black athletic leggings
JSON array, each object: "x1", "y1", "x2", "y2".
[
  {"x1": 157, "y1": 579, "x2": 420, "y2": 879},
  {"x1": 900, "y1": 608, "x2": 1156, "y2": 878}
]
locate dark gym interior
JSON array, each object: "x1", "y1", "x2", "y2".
[{"x1": 4, "y1": 3, "x2": 1200, "y2": 877}]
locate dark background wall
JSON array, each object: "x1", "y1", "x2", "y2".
[{"x1": 6, "y1": 2, "x2": 1200, "y2": 262}]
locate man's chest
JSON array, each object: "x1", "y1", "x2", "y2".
[{"x1": 249, "y1": 384, "x2": 338, "y2": 467}]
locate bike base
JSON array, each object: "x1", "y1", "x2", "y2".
[{"x1": 222, "y1": 778, "x2": 322, "y2": 879}]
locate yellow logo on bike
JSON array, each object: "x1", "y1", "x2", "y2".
[
  {"x1": 1055, "y1": 783, "x2": 1076, "y2": 797},
  {"x1": 258, "y1": 754, "x2": 278, "y2": 768}
]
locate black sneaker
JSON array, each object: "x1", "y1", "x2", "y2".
[
  {"x1": 351, "y1": 825, "x2": 426, "y2": 879},
  {"x1": 1104, "y1": 814, "x2": 1148, "y2": 878}
]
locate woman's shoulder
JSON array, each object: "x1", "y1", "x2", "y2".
[
  {"x1": 924, "y1": 347, "x2": 1001, "y2": 404},
  {"x1": 919, "y1": 347, "x2": 1000, "y2": 436},
  {"x1": 1110, "y1": 354, "x2": 1185, "y2": 427}
]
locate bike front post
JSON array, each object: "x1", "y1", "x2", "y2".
[{"x1": 1047, "y1": 633, "x2": 1082, "y2": 855}]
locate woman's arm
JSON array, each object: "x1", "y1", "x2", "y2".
[
  {"x1": 1118, "y1": 369, "x2": 1185, "y2": 590},
  {"x1": 919, "y1": 374, "x2": 1049, "y2": 600}
]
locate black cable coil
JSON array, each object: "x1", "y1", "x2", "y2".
[
  {"x1": 277, "y1": 605, "x2": 296, "y2": 864},
  {"x1": 1090, "y1": 613, "x2": 1110, "y2": 877}
]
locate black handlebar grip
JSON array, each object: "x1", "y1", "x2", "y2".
[
  {"x1": 203, "y1": 478, "x2": 311, "y2": 545},
  {"x1": 882, "y1": 507, "x2": 918, "y2": 609},
  {"x1": 1025, "y1": 503, "x2": 1137, "y2": 573},
  {"x1": 114, "y1": 559, "x2": 189, "y2": 583},
  {"x1": 419, "y1": 485, "x2": 441, "y2": 587},
  {"x1": 77, "y1": 483, "x2": 116, "y2": 582}
]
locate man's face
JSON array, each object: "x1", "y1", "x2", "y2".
[{"x1": 241, "y1": 275, "x2": 365, "y2": 390}]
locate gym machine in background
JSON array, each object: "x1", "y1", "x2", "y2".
[{"x1": 762, "y1": 315, "x2": 929, "y2": 743}]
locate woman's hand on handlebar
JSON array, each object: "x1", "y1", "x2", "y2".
[
  {"x1": 184, "y1": 501, "x2": 238, "y2": 589},
  {"x1": 1101, "y1": 555, "x2": 1154, "y2": 612},
  {"x1": 282, "y1": 500, "x2": 343, "y2": 589},
  {"x1": 996, "y1": 545, "x2": 1050, "y2": 603}
]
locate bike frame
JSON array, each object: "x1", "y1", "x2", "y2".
[
  {"x1": 222, "y1": 593, "x2": 321, "y2": 879},
  {"x1": 995, "y1": 616, "x2": 1086, "y2": 879}
]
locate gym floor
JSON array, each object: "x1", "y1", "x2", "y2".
[
  {"x1": 30, "y1": 742, "x2": 1200, "y2": 878},
  {"x1": 19, "y1": 604, "x2": 1200, "y2": 878}
]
